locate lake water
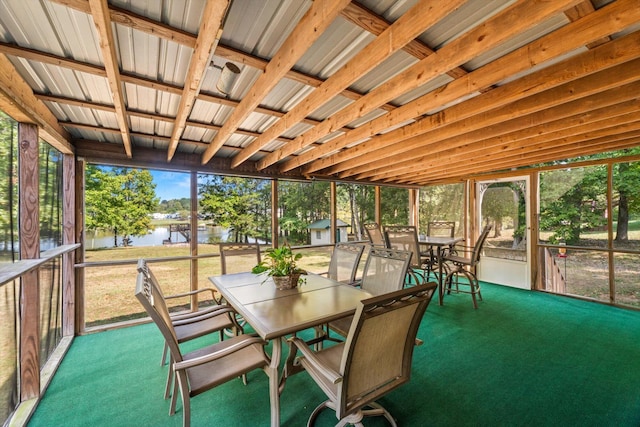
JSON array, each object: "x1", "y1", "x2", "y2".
[{"x1": 85, "y1": 225, "x2": 231, "y2": 249}]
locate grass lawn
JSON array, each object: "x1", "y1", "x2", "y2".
[{"x1": 83, "y1": 244, "x2": 336, "y2": 327}]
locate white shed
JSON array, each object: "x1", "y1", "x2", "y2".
[{"x1": 307, "y1": 219, "x2": 349, "y2": 245}]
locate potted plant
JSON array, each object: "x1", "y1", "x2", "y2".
[{"x1": 251, "y1": 244, "x2": 306, "y2": 289}]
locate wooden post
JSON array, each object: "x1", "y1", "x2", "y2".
[
  {"x1": 62, "y1": 154, "x2": 75, "y2": 336},
  {"x1": 530, "y1": 172, "x2": 540, "y2": 290},
  {"x1": 271, "y1": 180, "x2": 278, "y2": 248},
  {"x1": 330, "y1": 182, "x2": 337, "y2": 244},
  {"x1": 19, "y1": 122, "x2": 40, "y2": 400},
  {"x1": 75, "y1": 159, "x2": 85, "y2": 334},
  {"x1": 190, "y1": 171, "x2": 198, "y2": 311},
  {"x1": 374, "y1": 186, "x2": 381, "y2": 225},
  {"x1": 409, "y1": 188, "x2": 418, "y2": 229}
]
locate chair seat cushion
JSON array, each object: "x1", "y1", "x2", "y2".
[
  {"x1": 328, "y1": 315, "x2": 353, "y2": 337},
  {"x1": 299, "y1": 344, "x2": 344, "y2": 400},
  {"x1": 184, "y1": 334, "x2": 268, "y2": 396},
  {"x1": 174, "y1": 314, "x2": 234, "y2": 342}
]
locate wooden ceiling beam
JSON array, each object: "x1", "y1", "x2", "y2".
[
  {"x1": 167, "y1": 0, "x2": 230, "y2": 160},
  {"x1": 376, "y1": 109, "x2": 640, "y2": 182},
  {"x1": 405, "y1": 130, "x2": 640, "y2": 185},
  {"x1": 200, "y1": 0, "x2": 353, "y2": 164},
  {"x1": 51, "y1": 0, "x2": 394, "y2": 109},
  {"x1": 266, "y1": 0, "x2": 583, "y2": 170},
  {"x1": 341, "y1": 62, "x2": 640, "y2": 180},
  {"x1": 238, "y1": 0, "x2": 465, "y2": 170},
  {"x1": 322, "y1": 33, "x2": 640, "y2": 177},
  {"x1": 347, "y1": 81, "x2": 640, "y2": 180},
  {"x1": 0, "y1": 54, "x2": 72, "y2": 153},
  {"x1": 564, "y1": 0, "x2": 611, "y2": 48},
  {"x1": 341, "y1": 1, "x2": 468, "y2": 79},
  {"x1": 88, "y1": 0, "x2": 131, "y2": 157},
  {"x1": 295, "y1": 0, "x2": 640, "y2": 174}
]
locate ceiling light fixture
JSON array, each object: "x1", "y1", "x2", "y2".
[{"x1": 210, "y1": 61, "x2": 241, "y2": 96}]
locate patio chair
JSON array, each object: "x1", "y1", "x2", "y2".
[
  {"x1": 219, "y1": 243, "x2": 262, "y2": 329},
  {"x1": 384, "y1": 225, "x2": 430, "y2": 284},
  {"x1": 325, "y1": 247, "x2": 412, "y2": 339},
  {"x1": 424, "y1": 221, "x2": 456, "y2": 275},
  {"x1": 287, "y1": 282, "x2": 437, "y2": 427},
  {"x1": 219, "y1": 242, "x2": 262, "y2": 274},
  {"x1": 442, "y1": 224, "x2": 492, "y2": 309},
  {"x1": 137, "y1": 259, "x2": 242, "y2": 399},
  {"x1": 364, "y1": 222, "x2": 385, "y2": 247},
  {"x1": 324, "y1": 242, "x2": 365, "y2": 286},
  {"x1": 137, "y1": 259, "x2": 239, "y2": 363},
  {"x1": 135, "y1": 269, "x2": 272, "y2": 427}
]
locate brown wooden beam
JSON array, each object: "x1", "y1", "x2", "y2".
[{"x1": 19, "y1": 123, "x2": 40, "y2": 400}]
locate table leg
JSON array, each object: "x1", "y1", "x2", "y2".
[{"x1": 268, "y1": 338, "x2": 282, "y2": 427}]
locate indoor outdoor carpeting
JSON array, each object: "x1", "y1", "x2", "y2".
[{"x1": 28, "y1": 282, "x2": 640, "y2": 426}]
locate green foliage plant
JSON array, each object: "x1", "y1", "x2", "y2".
[{"x1": 251, "y1": 244, "x2": 306, "y2": 284}]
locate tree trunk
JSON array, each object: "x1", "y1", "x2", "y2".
[{"x1": 615, "y1": 192, "x2": 629, "y2": 242}]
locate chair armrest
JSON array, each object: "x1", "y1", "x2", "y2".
[
  {"x1": 288, "y1": 336, "x2": 342, "y2": 385},
  {"x1": 171, "y1": 305, "x2": 236, "y2": 326},
  {"x1": 165, "y1": 286, "x2": 218, "y2": 301},
  {"x1": 173, "y1": 335, "x2": 266, "y2": 371}
]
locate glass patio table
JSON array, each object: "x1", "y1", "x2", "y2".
[{"x1": 209, "y1": 272, "x2": 371, "y2": 426}]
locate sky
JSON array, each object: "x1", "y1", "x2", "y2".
[{"x1": 151, "y1": 170, "x2": 191, "y2": 201}]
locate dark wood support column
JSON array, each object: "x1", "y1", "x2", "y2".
[
  {"x1": 62, "y1": 154, "x2": 76, "y2": 336},
  {"x1": 18, "y1": 122, "x2": 40, "y2": 400}
]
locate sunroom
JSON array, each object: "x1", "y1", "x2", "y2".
[{"x1": 1, "y1": 0, "x2": 640, "y2": 425}]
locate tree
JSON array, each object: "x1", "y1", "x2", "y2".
[
  {"x1": 381, "y1": 187, "x2": 409, "y2": 225},
  {"x1": 419, "y1": 183, "x2": 464, "y2": 236},
  {"x1": 199, "y1": 175, "x2": 270, "y2": 243},
  {"x1": 613, "y1": 160, "x2": 640, "y2": 243},
  {"x1": 85, "y1": 166, "x2": 158, "y2": 247},
  {"x1": 278, "y1": 181, "x2": 330, "y2": 245},
  {"x1": 337, "y1": 183, "x2": 374, "y2": 240},
  {"x1": 539, "y1": 166, "x2": 607, "y2": 245}
]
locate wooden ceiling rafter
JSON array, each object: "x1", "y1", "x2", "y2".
[
  {"x1": 167, "y1": 0, "x2": 230, "y2": 160},
  {"x1": 367, "y1": 95, "x2": 640, "y2": 182},
  {"x1": 406, "y1": 134, "x2": 640, "y2": 185},
  {"x1": 259, "y1": 0, "x2": 584, "y2": 171},
  {"x1": 293, "y1": 0, "x2": 639, "y2": 175},
  {"x1": 318, "y1": 29, "x2": 640, "y2": 179},
  {"x1": 0, "y1": 54, "x2": 72, "y2": 153},
  {"x1": 200, "y1": 0, "x2": 353, "y2": 164},
  {"x1": 338, "y1": 60, "x2": 640, "y2": 183},
  {"x1": 379, "y1": 105, "x2": 640, "y2": 183},
  {"x1": 87, "y1": 0, "x2": 131, "y2": 157},
  {"x1": 231, "y1": 0, "x2": 466, "y2": 169}
]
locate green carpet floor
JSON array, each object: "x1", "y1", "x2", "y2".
[{"x1": 28, "y1": 283, "x2": 640, "y2": 426}]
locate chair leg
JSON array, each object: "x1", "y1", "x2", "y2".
[
  {"x1": 461, "y1": 270, "x2": 479, "y2": 309},
  {"x1": 160, "y1": 342, "x2": 169, "y2": 365}
]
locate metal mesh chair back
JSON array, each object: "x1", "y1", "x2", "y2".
[
  {"x1": 383, "y1": 225, "x2": 422, "y2": 268},
  {"x1": 219, "y1": 243, "x2": 261, "y2": 274},
  {"x1": 470, "y1": 225, "x2": 493, "y2": 266},
  {"x1": 360, "y1": 247, "x2": 412, "y2": 295},
  {"x1": 427, "y1": 221, "x2": 455, "y2": 238},
  {"x1": 364, "y1": 222, "x2": 385, "y2": 247},
  {"x1": 337, "y1": 283, "x2": 437, "y2": 420},
  {"x1": 328, "y1": 243, "x2": 365, "y2": 285}
]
